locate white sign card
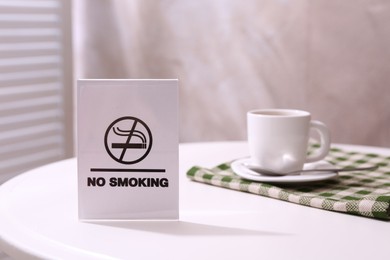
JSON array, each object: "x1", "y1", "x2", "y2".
[{"x1": 77, "y1": 79, "x2": 179, "y2": 220}]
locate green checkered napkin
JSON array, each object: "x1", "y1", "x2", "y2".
[{"x1": 187, "y1": 147, "x2": 390, "y2": 220}]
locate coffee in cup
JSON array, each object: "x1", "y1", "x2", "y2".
[{"x1": 247, "y1": 109, "x2": 331, "y2": 174}]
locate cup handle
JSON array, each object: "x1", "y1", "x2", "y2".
[{"x1": 305, "y1": 120, "x2": 331, "y2": 163}]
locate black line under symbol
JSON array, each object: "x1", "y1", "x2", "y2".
[{"x1": 104, "y1": 116, "x2": 152, "y2": 164}]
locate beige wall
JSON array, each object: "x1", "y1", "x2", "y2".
[{"x1": 74, "y1": 0, "x2": 390, "y2": 146}]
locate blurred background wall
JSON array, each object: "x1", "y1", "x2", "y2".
[{"x1": 74, "y1": 0, "x2": 390, "y2": 146}]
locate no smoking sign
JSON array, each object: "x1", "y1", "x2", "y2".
[{"x1": 77, "y1": 79, "x2": 179, "y2": 220}]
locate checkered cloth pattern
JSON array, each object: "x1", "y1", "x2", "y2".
[{"x1": 186, "y1": 146, "x2": 390, "y2": 220}]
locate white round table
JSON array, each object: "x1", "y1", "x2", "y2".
[{"x1": 0, "y1": 142, "x2": 389, "y2": 259}]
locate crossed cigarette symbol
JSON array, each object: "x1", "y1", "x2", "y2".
[{"x1": 104, "y1": 117, "x2": 152, "y2": 164}]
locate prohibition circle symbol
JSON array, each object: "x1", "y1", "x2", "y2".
[{"x1": 104, "y1": 116, "x2": 153, "y2": 164}]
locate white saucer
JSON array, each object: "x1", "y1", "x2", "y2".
[{"x1": 231, "y1": 158, "x2": 338, "y2": 184}]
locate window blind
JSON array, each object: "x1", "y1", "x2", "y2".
[{"x1": 0, "y1": 0, "x2": 73, "y2": 183}]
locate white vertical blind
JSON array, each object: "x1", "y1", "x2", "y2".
[{"x1": 0, "y1": 0, "x2": 73, "y2": 183}]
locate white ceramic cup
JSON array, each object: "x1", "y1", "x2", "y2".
[{"x1": 247, "y1": 109, "x2": 331, "y2": 174}]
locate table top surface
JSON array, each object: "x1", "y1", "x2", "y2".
[{"x1": 0, "y1": 141, "x2": 389, "y2": 260}]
